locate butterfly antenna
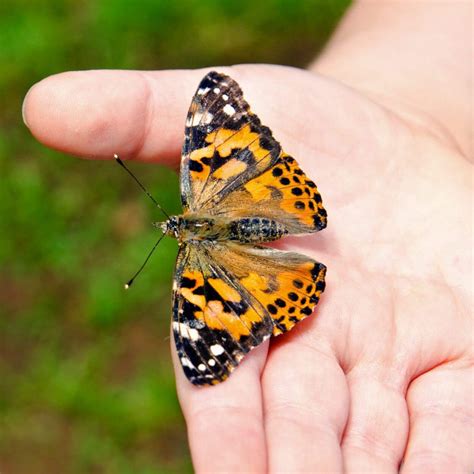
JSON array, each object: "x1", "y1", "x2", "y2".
[
  {"x1": 124, "y1": 233, "x2": 166, "y2": 289},
  {"x1": 114, "y1": 154, "x2": 170, "y2": 219}
]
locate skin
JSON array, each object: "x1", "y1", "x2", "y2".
[{"x1": 23, "y1": 1, "x2": 472, "y2": 472}]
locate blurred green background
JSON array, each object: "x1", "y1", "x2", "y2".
[{"x1": 0, "y1": 1, "x2": 349, "y2": 472}]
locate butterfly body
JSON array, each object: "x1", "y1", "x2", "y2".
[
  {"x1": 169, "y1": 71, "x2": 328, "y2": 385},
  {"x1": 159, "y1": 215, "x2": 288, "y2": 243}
]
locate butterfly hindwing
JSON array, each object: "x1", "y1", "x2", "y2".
[
  {"x1": 181, "y1": 71, "x2": 281, "y2": 212},
  {"x1": 211, "y1": 152, "x2": 327, "y2": 234},
  {"x1": 206, "y1": 242, "x2": 326, "y2": 337},
  {"x1": 173, "y1": 241, "x2": 326, "y2": 385}
]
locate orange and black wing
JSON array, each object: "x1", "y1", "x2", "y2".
[
  {"x1": 172, "y1": 242, "x2": 274, "y2": 385},
  {"x1": 180, "y1": 71, "x2": 327, "y2": 234},
  {"x1": 172, "y1": 242, "x2": 326, "y2": 386},
  {"x1": 180, "y1": 71, "x2": 281, "y2": 212},
  {"x1": 212, "y1": 152, "x2": 327, "y2": 234},
  {"x1": 208, "y1": 242, "x2": 327, "y2": 338}
]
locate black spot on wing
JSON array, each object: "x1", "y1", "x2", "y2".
[
  {"x1": 288, "y1": 292, "x2": 298, "y2": 302},
  {"x1": 188, "y1": 160, "x2": 203, "y2": 173},
  {"x1": 267, "y1": 303, "x2": 277, "y2": 315},
  {"x1": 272, "y1": 167, "x2": 283, "y2": 177},
  {"x1": 181, "y1": 277, "x2": 196, "y2": 289},
  {"x1": 293, "y1": 279, "x2": 304, "y2": 289}
]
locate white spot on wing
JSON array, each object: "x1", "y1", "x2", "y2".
[
  {"x1": 210, "y1": 344, "x2": 224, "y2": 356},
  {"x1": 223, "y1": 104, "x2": 236, "y2": 116},
  {"x1": 197, "y1": 87, "x2": 210, "y2": 95},
  {"x1": 222, "y1": 94, "x2": 229, "y2": 101},
  {"x1": 213, "y1": 87, "x2": 220, "y2": 93},
  {"x1": 208, "y1": 359, "x2": 216, "y2": 366},
  {"x1": 198, "y1": 363, "x2": 206, "y2": 371},
  {"x1": 173, "y1": 322, "x2": 200, "y2": 341},
  {"x1": 187, "y1": 111, "x2": 214, "y2": 127},
  {"x1": 181, "y1": 357, "x2": 194, "y2": 368}
]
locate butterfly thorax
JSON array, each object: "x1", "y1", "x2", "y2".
[{"x1": 159, "y1": 215, "x2": 288, "y2": 244}]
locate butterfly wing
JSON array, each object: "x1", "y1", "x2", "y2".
[
  {"x1": 172, "y1": 242, "x2": 274, "y2": 385},
  {"x1": 180, "y1": 71, "x2": 281, "y2": 212},
  {"x1": 206, "y1": 242, "x2": 327, "y2": 337},
  {"x1": 181, "y1": 71, "x2": 327, "y2": 234},
  {"x1": 172, "y1": 241, "x2": 326, "y2": 386}
]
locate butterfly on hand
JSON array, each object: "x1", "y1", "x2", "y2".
[{"x1": 160, "y1": 71, "x2": 327, "y2": 386}]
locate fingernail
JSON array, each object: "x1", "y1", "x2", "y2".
[{"x1": 22, "y1": 85, "x2": 33, "y2": 128}]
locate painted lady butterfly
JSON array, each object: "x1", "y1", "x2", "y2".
[
  {"x1": 122, "y1": 71, "x2": 328, "y2": 386},
  {"x1": 161, "y1": 71, "x2": 328, "y2": 385}
]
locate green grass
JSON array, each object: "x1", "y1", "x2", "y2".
[{"x1": 0, "y1": 0, "x2": 350, "y2": 471}]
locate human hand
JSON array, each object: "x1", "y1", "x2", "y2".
[{"x1": 23, "y1": 4, "x2": 472, "y2": 473}]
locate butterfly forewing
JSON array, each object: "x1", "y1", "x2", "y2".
[
  {"x1": 181, "y1": 71, "x2": 281, "y2": 212},
  {"x1": 212, "y1": 152, "x2": 327, "y2": 234}
]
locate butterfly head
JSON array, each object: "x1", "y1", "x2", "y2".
[{"x1": 156, "y1": 216, "x2": 182, "y2": 239}]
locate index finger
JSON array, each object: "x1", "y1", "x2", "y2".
[{"x1": 22, "y1": 68, "x2": 208, "y2": 165}]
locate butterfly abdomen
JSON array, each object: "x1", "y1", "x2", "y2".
[
  {"x1": 229, "y1": 217, "x2": 287, "y2": 243},
  {"x1": 171, "y1": 215, "x2": 287, "y2": 243}
]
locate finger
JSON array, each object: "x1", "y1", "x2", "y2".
[
  {"x1": 22, "y1": 68, "x2": 210, "y2": 165},
  {"x1": 172, "y1": 337, "x2": 269, "y2": 473},
  {"x1": 262, "y1": 316, "x2": 348, "y2": 473},
  {"x1": 341, "y1": 370, "x2": 409, "y2": 473},
  {"x1": 22, "y1": 66, "x2": 389, "y2": 177},
  {"x1": 401, "y1": 365, "x2": 474, "y2": 473}
]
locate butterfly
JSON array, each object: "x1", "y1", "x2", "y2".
[{"x1": 162, "y1": 71, "x2": 327, "y2": 385}]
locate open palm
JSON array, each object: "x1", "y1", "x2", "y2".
[{"x1": 24, "y1": 61, "x2": 472, "y2": 472}]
